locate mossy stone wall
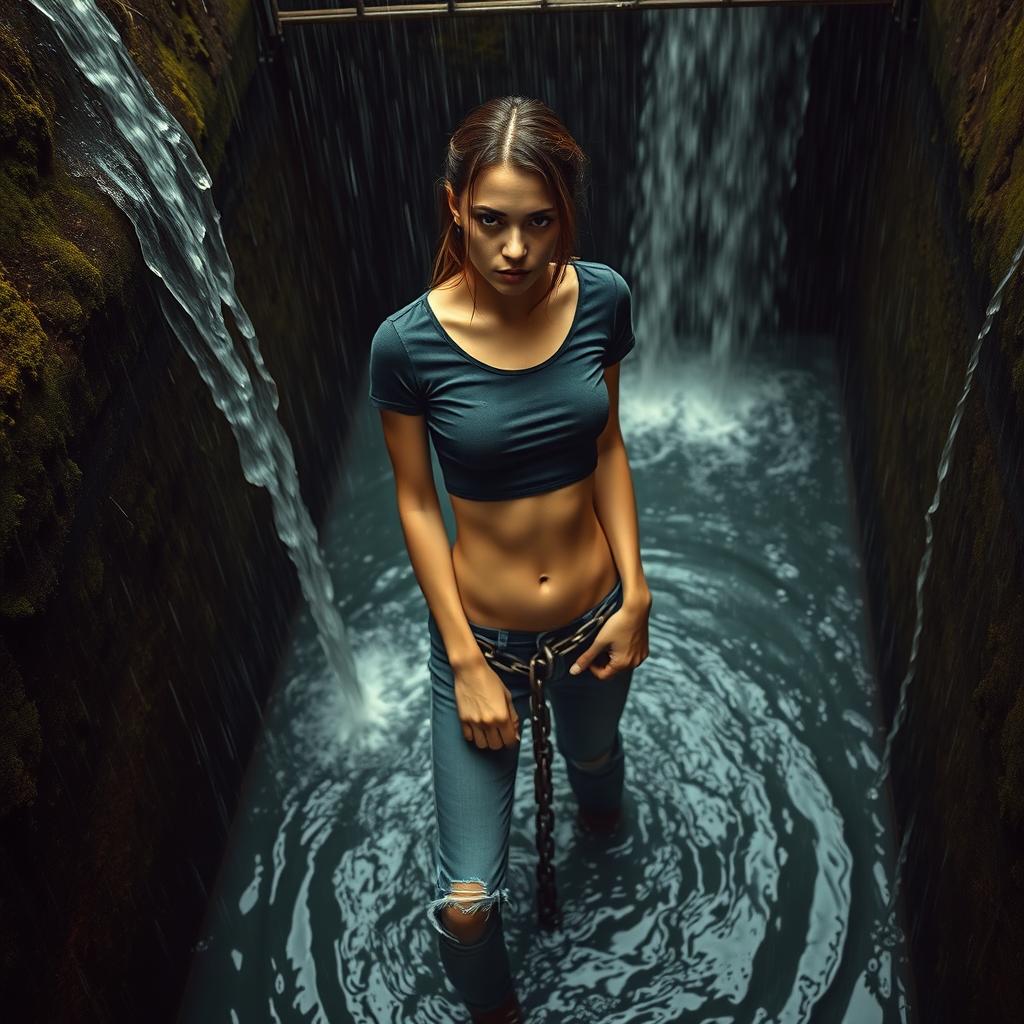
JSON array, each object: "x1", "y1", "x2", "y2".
[
  {"x1": 791, "y1": 1, "x2": 1024, "y2": 1018},
  {"x1": 0, "y1": 1, "x2": 360, "y2": 1019}
]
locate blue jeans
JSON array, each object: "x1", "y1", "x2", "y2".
[{"x1": 425, "y1": 576, "x2": 633, "y2": 1013}]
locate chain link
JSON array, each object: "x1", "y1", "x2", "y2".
[{"x1": 469, "y1": 589, "x2": 619, "y2": 931}]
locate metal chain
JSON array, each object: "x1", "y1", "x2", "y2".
[{"x1": 469, "y1": 590, "x2": 620, "y2": 931}]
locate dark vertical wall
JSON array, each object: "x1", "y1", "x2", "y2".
[
  {"x1": 788, "y1": 2, "x2": 1024, "y2": 1019},
  {"x1": 0, "y1": 1, "x2": 362, "y2": 1019}
]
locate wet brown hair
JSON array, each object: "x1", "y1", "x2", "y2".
[{"x1": 428, "y1": 96, "x2": 590, "y2": 316}]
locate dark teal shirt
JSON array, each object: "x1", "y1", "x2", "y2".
[{"x1": 368, "y1": 259, "x2": 636, "y2": 501}]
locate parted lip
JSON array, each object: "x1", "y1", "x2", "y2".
[{"x1": 497, "y1": 268, "x2": 528, "y2": 275}]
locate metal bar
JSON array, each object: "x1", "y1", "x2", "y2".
[{"x1": 275, "y1": 0, "x2": 892, "y2": 27}]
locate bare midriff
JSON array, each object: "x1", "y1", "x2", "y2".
[{"x1": 449, "y1": 475, "x2": 619, "y2": 631}]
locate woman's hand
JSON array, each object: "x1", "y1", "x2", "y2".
[
  {"x1": 568, "y1": 598, "x2": 652, "y2": 680},
  {"x1": 452, "y1": 660, "x2": 521, "y2": 750}
]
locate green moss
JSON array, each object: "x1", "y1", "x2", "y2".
[
  {"x1": 52, "y1": 174, "x2": 136, "y2": 295},
  {"x1": 0, "y1": 264, "x2": 78, "y2": 613},
  {"x1": 0, "y1": 280, "x2": 78, "y2": 618},
  {"x1": 27, "y1": 229, "x2": 102, "y2": 329},
  {"x1": 0, "y1": 271, "x2": 46, "y2": 422},
  {"x1": 0, "y1": 0, "x2": 260, "y2": 639},
  {"x1": 156, "y1": 40, "x2": 208, "y2": 143},
  {"x1": 180, "y1": 11, "x2": 212, "y2": 65},
  {"x1": 0, "y1": 164, "x2": 35, "y2": 251},
  {"x1": 0, "y1": 24, "x2": 54, "y2": 180},
  {"x1": 0, "y1": 161, "x2": 134, "y2": 325},
  {"x1": 965, "y1": 12, "x2": 1024, "y2": 272},
  {"x1": 0, "y1": 117, "x2": 138, "y2": 613},
  {"x1": 0, "y1": 1, "x2": 267, "y2": 1011},
  {"x1": 923, "y1": 0, "x2": 1024, "y2": 294},
  {"x1": 28, "y1": 227, "x2": 102, "y2": 296}
]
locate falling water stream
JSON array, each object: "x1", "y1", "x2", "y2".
[
  {"x1": 860, "y1": 231, "x2": 1024, "y2": 982},
  {"x1": 30, "y1": 0, "x2": 363, "y2": 721},
  {"x1": 870, "y1": 231, "x2": 1024, "y2": 798},
  {"x1": 630, "y1": 8, "x2": 820, "y2": 368}
]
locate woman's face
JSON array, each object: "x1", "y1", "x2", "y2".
[{"x1": 447, "y1": 162, "x2": 561, "y2": 293}]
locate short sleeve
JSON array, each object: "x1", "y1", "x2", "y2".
[
  {"x1": 368, "y1": 318, "x2": 426, "y2": 415},
  {"x1": 603, "y1": 267, "x2": 636, "y2": 368}
]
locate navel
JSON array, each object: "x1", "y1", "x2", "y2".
[{"x1": 538, "y1": 574, "x2": 550, "y2": 585}]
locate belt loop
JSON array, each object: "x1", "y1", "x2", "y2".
[{"x1": 497, "y1": 629, "x2": 509, "y2": 648}]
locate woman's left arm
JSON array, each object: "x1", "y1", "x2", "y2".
[{"x1": 570, "y1": 363, "x2": 652, "y2": 678}]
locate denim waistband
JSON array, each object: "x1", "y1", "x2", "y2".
[{"x1": 463, "y1": 577, "x2": 623, "y2": 652}]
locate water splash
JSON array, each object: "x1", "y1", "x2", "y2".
[
  {"x1": 30, "y1": 0, "x2": 363, "y2": 721},
  {"x1": 865, "y1": 807, "x2": 915, "y2": 997},
  {"x1": 869, "y1": 231, "x2": 1024, "y2": 801}
]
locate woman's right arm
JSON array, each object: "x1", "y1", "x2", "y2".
[{"x1": 377, "y1": 408, "x2": 520, "y2": 750}]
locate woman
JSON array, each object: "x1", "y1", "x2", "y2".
[{"x1": 368, "y1": 96, "x2": 651, "y2": 1023}]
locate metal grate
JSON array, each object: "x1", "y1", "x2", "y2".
[{"x1": 265, "y1": 0, "x2": 898, "y2": 35}]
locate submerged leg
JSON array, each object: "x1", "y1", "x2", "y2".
[
  {"x1": 428, "y1": 879, "x2": 517, "y2": 1014},
  {"x1": 549, "y1": 663, "x2": 634, "y2": 816}
]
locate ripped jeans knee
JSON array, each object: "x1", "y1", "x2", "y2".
[
  {"x1": 429, "y1": 873, "x2": 517, "y2": 1012},
  {"x1": 427, "y1": 871, "x2": 513, "y2": 942}
]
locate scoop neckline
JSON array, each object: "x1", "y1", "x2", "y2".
[{"x1": 422, "y1": 260, "x2": 585, "y2": 376}]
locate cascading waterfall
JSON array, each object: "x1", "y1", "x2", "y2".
[
  {"x1": 631, "y1": 5, "x2": 822, "y2": 373},
  {"x1": 30, "y1": 0, "x2": 363, "y2": 720},
  {"x1": 869, "y1": 231, "x2": 1024, "y2": 799},
  {"x1": 622, "y1": 10, "x2": 858, "y2": 1018}
]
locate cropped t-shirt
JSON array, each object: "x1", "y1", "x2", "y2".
[{"x1": 367, "y1": 259, "x2": 636, "y2": 501}]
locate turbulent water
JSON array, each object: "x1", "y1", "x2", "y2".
[
  {"x1": 31, "y1": 0, "x2": 362, "y2": 716},
  {"x1": 178, "y1": 345, "x2": 911, "y2": 1023}
]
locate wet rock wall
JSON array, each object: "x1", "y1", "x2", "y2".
[
  {"x1": 788, "y1": 1, "x2": 1024, "y2": 1019},
  {"x1": 0, "y1": 1, "x2": 360, "y2": 1019}
]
